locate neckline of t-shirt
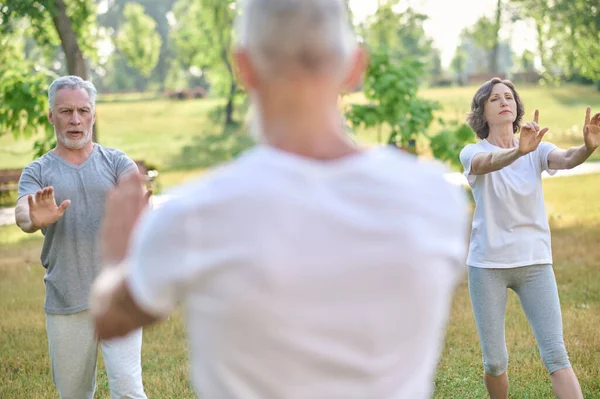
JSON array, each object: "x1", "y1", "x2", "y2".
[
  {"x1": 482, "y1": 139, "x2": 518, "y2": 151},
  {"x1": 248, "y1": 144, "x2": 393, "y2": 175},
  {"x1": 47, "y1": 144, "x2": 99, "y2": 170}
]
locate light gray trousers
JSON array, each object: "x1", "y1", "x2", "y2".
[
  {"x1": 46, "y1": 310, "x2": 147, "y2": 399},
  {"x1": 468, "y1": 264, "x2": 571, "y2": 376}
]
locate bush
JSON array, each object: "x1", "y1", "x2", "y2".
[
  {"x1": 429, "y1": 122, "x2": 476, "y2": 171},
  {"x1": 346, "y1": 48, "x2": 438, "y2": 147}
]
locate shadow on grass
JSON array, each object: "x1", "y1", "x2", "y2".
[
  {"x1": 166, "y1": 106, "x2": 255, "y2": 171},
  {"x1": 168, "y1": 125, "x2": 254, "y2": 170},
  {"x1": 550, "y1": 87, "x2": 600, "y2": 108},
  {"x1": 550, "y1": 95, "x2": 597, "y2": 108}
]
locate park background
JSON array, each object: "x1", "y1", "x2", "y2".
[{"x1": 0, "y1": 0, "x2": 599, "y2": 397}]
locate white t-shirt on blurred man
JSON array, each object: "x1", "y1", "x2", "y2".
[{"x1": 126, "y1": 145, "x2": 469, "y2": 399}]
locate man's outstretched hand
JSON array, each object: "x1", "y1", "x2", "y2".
[
  {"x1": 100, "y1": 172, "x2": 152, "y2": 265},
  {"x1": 28, "y1": 187, "x2": 71, "y2": 229}
]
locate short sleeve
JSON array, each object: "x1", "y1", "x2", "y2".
[
  {"x1": 115, "y1": 152, "x2": 138, "y2": 182},
  {"x1": 125, "y1": 201, "x2": 195, "y2": 317},
  {"x1": 459, "y1": 143, "x2": 486, "y2": 186},
  {"x1": 124, "y1": 191, "x2": 229, "y2": 318},
  {"x1": 17, "y1": 164, "x2": 43, "y2": 201},
  {"x1": 537, "y1": 142, "x2": 558, "y2": 176},
  {"x1": 439, "y1": 180, "x2": 470, "y2": 274}
]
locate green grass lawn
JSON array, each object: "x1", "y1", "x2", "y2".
[
  {"x1": 1, "y1": 84, "x2": 599, "y2": 193},
  {"x1": 1, "y1": 173, "x2": 599, "y2": 398}
]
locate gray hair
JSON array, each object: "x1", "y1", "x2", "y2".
[
  {"x1": 235, "y1": 0, "x2": 356, "y2": 78},
  {"x1": 48, "y1": 75, "x2": 97, "y2": 110}
]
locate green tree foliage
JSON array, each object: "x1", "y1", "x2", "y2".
[
  {"x1": 116, "y1": 3, "x2": 162, "y2": 78},
  {"x1": 0, "y1": 27, "x2": 56, "y2": 142},
  {"x1": 463, "y1": 15, "x2": 500, "y2": 73},
  {"x1": 1, "y1": 0, "x2": 97, "y2": 72},
  {"x1": 511, "y1": 0, "x2": 600, "y2": 82},
  {"x1": 521, "y1": 50, "x2": 535, "y2": 72},
  {"x1": 429, "y1": 122, "x2": 476, "y2": 170},
  {"x1": 0, "y1": 0, "x2": 96, "y2": 154},
  {"x1": 452, "y1": 0, "x2": 503, "y2": 75},
  {"x1": 171, "y1": 0, "x2": 239, "y2": 127},
  {"x1": 97, "y1": 0, "x2": 177, "y2": 91},
  {"x1": 360, "y1": 1, "x2": 434, "y2": 65},
  {"x1": 430, "y1": 49, "x2": 444, "y2": 81},
  {"x1": 346, "y1": 49, "x2": 438, "y2": 148},
  {"x1": 451, "y1": 46, "x2": 468, "y2": 83}
]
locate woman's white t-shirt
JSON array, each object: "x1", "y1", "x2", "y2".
[{"x1": 460, "y1": 139, "x2": 557, "y2": 268}]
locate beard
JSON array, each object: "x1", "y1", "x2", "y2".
[{"x1": 56, "y1": 129, "x2": 93, "y2": 150}]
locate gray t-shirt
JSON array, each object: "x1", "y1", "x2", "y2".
[{"x1": 18, "y1": 144, "x2": 137, "y2": 315}]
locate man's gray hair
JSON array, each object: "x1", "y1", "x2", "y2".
[
  {"x1": 48, "y1": 75, "x2": 97, "y2": 110},
  {"x1": 235, "y1": 0, "x2": 356, "y2": 77}
]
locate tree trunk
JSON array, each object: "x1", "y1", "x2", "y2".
[
  {"x1": 536, "y1": 20, "x2": 546, "y2": 72},
  {"x1": 50, "y1": 0, "x2": 97, "y2": 142},
  {"x1": 221, "y1": 48, "x2": 236, "y2": 127},
  {"x1": 568, "y1": 17, "x2": 576, "y2": 79},
  {"x1": 490, "y1": 0, "x2": 502, "y2": 73},
  {"x1": 224, "y1": 79, "x2": 236, "y2": 127}
]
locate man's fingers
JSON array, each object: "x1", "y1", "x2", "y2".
[
  {"x1": 120, "y1": 170, "x2": 144, "y2": 187},
  {"x1": 532, "y1": 122, "x2": 540, "y2": 132},
  {"x1": 35, "y1": 190, "x2": 43, "y2": 203},
  {"x1": 534, "y1": 109, "x2": 539, "y2": 124},
  {"x1": 585, "y1": 106, "x2": 591, "y2": 126},
  {"x1": 591, "y1": 112, "x2": 600, "y2": 126},
  {"x1": 58, "y1": 200, "x2": 71, "y2": 213},
  {"x1": 125, "y1": 173, "x2": 146, "y2": 199},
  {"x1": 28, "y1": 194, "x2": 35, "y2": 208},
  {"x1": 144, "y1": 189, "x2": 152, "y2": 204},
  {"x1": 539, "y1": 127, "x2": 549, "y2": 138},
  {"x1": 42, "y1": 187, "x2": 53, "y2": 201},
  {"x1": 46, "y1": 187, "x2": 55, "y2": 202}
]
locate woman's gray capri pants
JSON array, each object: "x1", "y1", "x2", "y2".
[{"x1": 468, "y1": 264, "x2": 571, "y2": 375}]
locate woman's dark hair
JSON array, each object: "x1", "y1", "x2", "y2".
[{"x1": 467, "y1": 78, "x2": 525, "y2": 139}]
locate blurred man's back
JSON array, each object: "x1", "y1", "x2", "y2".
[
  {"x1": 93, "y1": 0, "x2": 469, "y2": 397},
  {"x1": 127, "y1": 145, "x2": 468, "y2": 398}
]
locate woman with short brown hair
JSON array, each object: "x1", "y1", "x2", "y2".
[{"x1": 460, "y1": 78, "x2": 600, "y2": 399}]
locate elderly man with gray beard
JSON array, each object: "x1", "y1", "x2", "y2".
[{"x1": 15, "y1": 75, "x2": 148, "y2": 399}]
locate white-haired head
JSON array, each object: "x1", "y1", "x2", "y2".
[
  {"x1": 235, "y1": 0, "x2": 356, "y2": 79},
  {"x1": 48, "y1": 75, "x2": 97, "y2": 111}
]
